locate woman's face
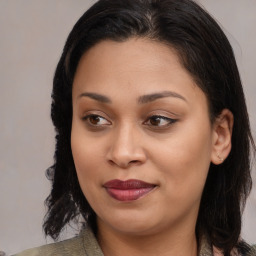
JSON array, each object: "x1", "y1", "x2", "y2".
[{"x1": 71, "y1": 38, "x2": 216, "y2": 236}]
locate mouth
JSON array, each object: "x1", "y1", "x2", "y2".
[{"x1": 103, "y1": 179, "x2": 156, "y2": 202}]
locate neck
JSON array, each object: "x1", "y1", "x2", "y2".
[{"x1": 97, "y1": 220, "x2": 198, "y2": 256}]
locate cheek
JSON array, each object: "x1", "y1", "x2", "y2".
[
  {"x1": 71, "y1": 139, "x2": 101, "y2": 212},
  {"x1": 71, "y1": 120, "x2": 105, "y2": 169},
  {"x1": 71, "y1": 124, "x2": 100, "y2": 190},
  {"x1": 150, "y1": 120, "x2": 213, "y2": 197}
]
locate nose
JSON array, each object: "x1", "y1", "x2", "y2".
[{"x1": 107, "y1": 124, "x2": 147, "y2": 168}]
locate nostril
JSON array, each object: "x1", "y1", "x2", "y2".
[
  {"x1": 129, "y1": 160, "x2": 139, "y2": 164},
  {"x1": 107, "y1": 159, "x2": 140, "y2": 168},
  {"x1": 108, "y1": 160, "x2": 116, "y2": 166}
]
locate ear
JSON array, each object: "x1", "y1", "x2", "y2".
[{"x1": 211, "y1": 109, "x2": 234, "y2": 165}]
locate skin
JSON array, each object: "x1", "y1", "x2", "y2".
[{"x1": 71, "y1": 38, "x2": 233, "y2": 256}]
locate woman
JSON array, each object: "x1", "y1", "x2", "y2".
[{"x1": 15, "y1": 0, "x2": 255, "y2": 255}]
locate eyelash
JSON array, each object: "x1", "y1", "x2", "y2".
[
  {"x1": 82, "y1": 114, "x2": 177, "y2": 129},
  {"x1": 144, "y1": 115, "x2": 177, "y2": 128},
  {"x1": 82, "y1": 114, "x2": 111, "y2": 127}
]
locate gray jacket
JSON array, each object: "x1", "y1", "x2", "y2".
[{"x1": 13, "y1": 228, "x2": 256, "y2": 256}]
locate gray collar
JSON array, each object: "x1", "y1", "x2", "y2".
[{"x1": 81, "y1": 228, "x2": 214, "y2": 256}]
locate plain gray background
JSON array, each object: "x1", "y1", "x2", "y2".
[{"x1": 0, "y1": 0, "x2": 255, "y2": 255}]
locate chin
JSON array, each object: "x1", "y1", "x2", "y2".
[{"x1": 97, "y1": 211, "x2": 167, "y2": 237}]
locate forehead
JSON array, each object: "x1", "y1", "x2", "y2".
[
  {"x1": 75, "y1": 38, "x2": 185, "y2": 81},
  {"x1": 72, "y1": 38, "x2": 207, "y2": 109}
]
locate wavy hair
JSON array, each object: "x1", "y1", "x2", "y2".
[{"x1": 43, "y1": 0, "x2": 255, "y2": 255}]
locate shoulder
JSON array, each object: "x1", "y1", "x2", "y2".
[
  {"x1": 13, "y1": 228, "x2": 104, "y2": 256},
  {"x1": 13, "y1": 234, "x2": 84, "y2": 256},
  {"x1": 236, "y1": 241, "x2": 256, "y2": 256},
  {"x1": 246, "y1": 244, "x2": 256, "y2": 256},
  {"x1": 200, "y1": 234, "x2": 256, "y2": 256}
]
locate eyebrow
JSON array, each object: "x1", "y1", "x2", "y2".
[
  {"x1": 138, "y1": 91, "x2": 187, "y2": 104},
  {"x1": 77, "y1": 90, "x2": 187, "y2": 104},
  {"x1": 78, "y1": 92, "x2": 112, "y2": 103}
]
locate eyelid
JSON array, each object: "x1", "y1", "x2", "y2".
[
  {"x1": 81, "y1": 110, "x2": 110, "y2": 119},
  {"x1": 143, "y1": 114, "x2": 178, "y2": 128},
  {"x1": 81, "y1": 111, "x2": 112, "y2": 127},
  {"x1": 83, "y1": 114, "x2": 110, "y2": 122}
]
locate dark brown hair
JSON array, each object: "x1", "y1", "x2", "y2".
[{"x1": 43, "y1": 0, "x2": 255, "y2": 255}]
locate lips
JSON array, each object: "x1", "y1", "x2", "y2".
[{"x1": 103, "y1": 179, "x2": 156, "y2": 201}]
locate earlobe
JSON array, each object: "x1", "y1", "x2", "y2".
[{"x1": 211, "y1": 109, "x2": 234, "y2": 165}]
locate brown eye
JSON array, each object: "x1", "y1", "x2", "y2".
[
  {"x1": 83, "y1": 114, "x2": 111, "y2": 126},
  {"x1": 149, "y1": 116, "x2": 162, "y2": 126},
  {"x1": 89, "y1": 115, "x2": 101, "y2": 125},
  {"x1": 144, "y1": 115, "x2": 177, "y2": 127}
]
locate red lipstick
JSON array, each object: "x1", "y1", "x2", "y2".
[{"x1": 103, "y1": 179, "x2": 156, "y2": 201}]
